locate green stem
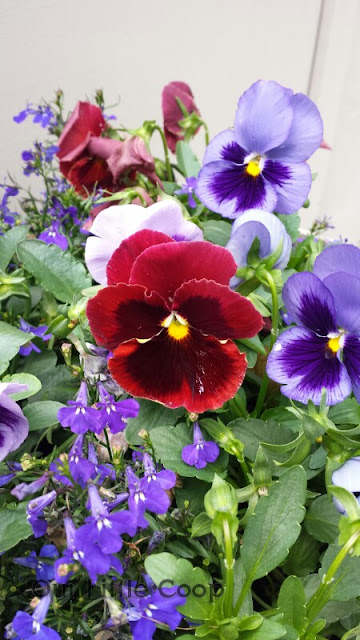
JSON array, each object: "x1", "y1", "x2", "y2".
[
  {"x1": 153, "y1": 125, "x2": 173, "y2": 181},
  {"x1": 223, "y1": 518, "x2": 235, "y2": 618},
  {"x1": 255, "y1": 270, "x2": 279, "y2": 417},
  {"x1": 201, "y1": 120, "x2": 210, "y2": 146}
]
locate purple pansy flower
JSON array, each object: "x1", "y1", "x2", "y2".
[
  {"x1": 267, "y1": 243, "x2": 360, "y2": 405},
  {"x1": 11, "y1": 473, "x2": 49, "y2": 500},
  {"x1": 96, "y1": 382, "x2": 140, "y2": 434},
  {"x1": 0, "y1": 382, "x2": 29, "y2": 462},
  {"x1": 14, "y1": 544, "x2": 59, "y2": 581},
  {"x1": 84, "y1": 200, "x2": 204, "y2": 284},
  {"x1": 225, "y1": 209, "x2": 292, "y2": 287},
  {"x1": 57, "y1": 381, "x2": 101, "y2": 434},
  {"x1": 174, "y1": 176, "x2": 198, "y2": 208},
  {"x1": 27, "y1": 490, "x2": 57, "y2": 538},
  {"x1": 38, "y1": 222, "x2": 68, "y2": 251},
  {"x1": 18, "y1": 319, "x2": 52, "y2": 356},
  {"x1": 196, "y1": 80, "x2": 323, "y2": 218},
  {"x1": 181, "y1": 423, "x2": 220, "y2": 469},
  {"x1": 331, "y1": 457, "x2": 360, "y2": 514},
  {"x1": 8, "y1": 593, "x2": 60, "y2": 640}
]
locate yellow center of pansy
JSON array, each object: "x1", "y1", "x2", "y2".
[
  {"x1": 162, "y1": 313, "x2": 189, "y2": 341},
  {"x1": 246, "y1": 160, "x2": 261, "y2": 177},
  {"x1": 327, "y1": 335, "x2": 342, "y2": 353}
]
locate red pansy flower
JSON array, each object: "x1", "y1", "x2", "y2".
[
  {"x1": 86, "y1": 230, "x2": 263, "y2": 413},
  {"x1": 162, "y1": 81, "x2": 201, "y2": 153}
]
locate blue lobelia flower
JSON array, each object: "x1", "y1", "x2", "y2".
[
  {"x1": 126, "y1": 465, "x2": 173, "y2": 529},
  {"x1": 181, "y1": 422, "x2": 220, "y2": 469},
  {"x1": 8, "y1": 593, "x2": 60, "y2": 640},
  {"x1": 57, "y1": 381, "x2": 101, "y2": 434},
  {"x1": 96, "y1": 382, "x2": 140, "y2": 434},
  {"x1": 27, "y1": 490, "x2": 56, "y2": 538},
  {"x1": 67, "y1": 434, "x2": 95, "y2": 487},
  {"x1": 196, "y1": 80, "x2": 323, "y2": 218},
  {"x1": 11, "y1": 473, "x2": 49, "y2": 500},
  {"x1": 14, "y1": 544, "x2": 59, "y2": 581},
  {"x1": 332, "y1": 457, "x2": 360, "y2": 514},
  {"x1": 267, "y1": 243, "x2": 360, "y2": 405},
  {"x1": 18, "y1": 319, "x2": 52, "y2": 356},
  {"x1": 14, "y1": 103, "x2": 56, "y2": 129},
  {"x1": 0, "y1": 183, "x2": 19, "y2": 226},
  {"x1": 143, "y1": 452, "x2": 176, "y2": 491},
  {"x1": 49, "y1": 454, "x2": 73, "y2": 487},
  {"x1": 225, "y1": 209, "x2": 292, "y2": 287},
  {"x1": 174, "y1": 176, "x2": 198, "y2": 209},
  {"x1": 38, "y1": 222, "x2": 68, "y2": 251},
  {"x1": 87, "y1": 442, "x2": 115, "y2": 483}
]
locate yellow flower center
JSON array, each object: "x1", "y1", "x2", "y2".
[
  {"x1": 327, "y1": 335, "x2": 341, "y2": 353},
  {"x1": 162, "y1": 313, "x2": 189, "y2": 341},
  {"x1": 246, "y1": 160, "x2": 261, "y2": 177}
]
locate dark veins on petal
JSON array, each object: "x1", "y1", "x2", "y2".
[
  {"x1": 211, "y1": 165, "x2": 267, "y2": 211},
  {"x1": 221, "y1": 141, "x2": 247, "y2": 164},
  {"x1": 262, "y1": 159, "x2": 291, "y2": 186},
  {"x1": 299, "y1": 292, "x2": 336, "y2": 335}
]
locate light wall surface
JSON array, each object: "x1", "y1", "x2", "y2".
[{"x1": 1, "y1": 0, "x2": 359, "y2": 240}]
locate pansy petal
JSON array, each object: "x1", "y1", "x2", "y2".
[
  {"x1": 322, "y1": 272, "x2": 360, "y2": 335},
  {"x1": 109, "y1": 329, "x2": 247, "y2": 413},
  {"x1": 196, "y1": 160, "x2": 277, "y2": 218},
  {"x1": 173, "y1": 278, "x2": 263, "y2": 339},
  {"x1": 267, "y1": 326, "x2": 352, "y2": 405},
  {"x1": 106, "y1": 229, "x2": 174, "y2": 285},
  {"x1": 264, "y1": 160, "x2": 312, "y2": 214},
  {"x1": 227, "y1": 221, "x2": 270, "y2": 287},
  {"x1": 313, "y1": 244, "x2": 360, "y2": 280},
  {"x1": 138, "y1": 199, "x2": 204, "y2": 241},
  {"x1": 87, "y1": 283, "x2": 168, "y2": 350},
  {"x1": 129, "y1": 241, "x2": 237, "y2": 301},
  {"x1": 283, "y1": 272, "x2": 336, "y2": 335},
  {"x1": 266, "y1": 93, "x2": 323, "y2": 162},
  {"x1": 234, "y1": 80, "x2": 293, "y2": 154},
  {"x1": 343, "y1": 335, "x2": 360, "y2": 402},
  {"x1": 203, "y1": 129, "x2": 246, "y2": 164}
]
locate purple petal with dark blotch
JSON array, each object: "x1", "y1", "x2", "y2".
[
  {"x1": 271, "y1": 161, "x2": 312, "y2": 214},
  {"x1": 267, "y1": 326, "x2": 352, "y2": 405},
  {"x1": 283, "y1": 272, "x2": 336, "y2": 335},
  {"x1": 343, "y1": 335, "x2": 360, "y2": 402},
  {"x1": 0, "y1": 383, "x2": 29, "y2": 462},
  {"x1": 322, "y1": 272, "x2": 360, "y2": 335},
  {"x1": 203, "y1": 129, "x2": 246, "y2": 165},
  {"x1": 314, "y1": 244, "x2": 360, "y2": 281}
]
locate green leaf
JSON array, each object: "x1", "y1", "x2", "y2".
[
  {"x1": 0, "y1": 225, "x2": 29, "y2": 271},
  {"x1": 329, "y1": 398, "x2": 360, "y2": 425},
  {"x1": 277, "y1": 213, "x2": 300, "y2": 242},
  {"x1": 233, "y1": 559, "x2": 253, "y2": 617},
  {"x1": 278, "y1": 576, "x2": 308, "y2": 634},
  {"x1": 241, "y1": 466, "x2": 306, "y2": 581},
  {"x1": 202, "y1": 220, "x2": 232, "y2": 247},
  {"x1": 304, "y1": 495, "x2": 340, "y2": 543},
  {"x1": 17, "y1": 239, "x2": 92, "y2": 303},
  {"x1": 282, "y1": 530, "x2": 320, "y2": 577},
  {"x1": 2, "y1": 373, "x2": 41, "y2": 400},
  {"x1": 241, "y1": 619, "x2": 287, "y2": 640},
  {"x1": 230, "y1": 418, "x2": 296, "y2": 464},
  {"x1": 151, "y1": 423, "x2": 229, "y2": 482},
  {"x1": 176, "y1": 478, "x2": 209, "y2": 515},
  {"x1": 191, "y1": 512, "x2": 212, "y2": 538},
  {"x1": 23, "y1": 400, "x2": 65, "y2": 431},
  {"x1": 125, "y1": 398, "x2": 184, "y2": 445},
  {"x1": 145, "y1": 552, "x2": 214, "y2": 620},
  {"x1": 176, "y1": 141, "x2": 201, "y2": 177},
  {"x1": 0, "y1": 502, "x2": 32, "y2": 552},
  {"x1": 320, "y1": 544, "x2": 360, "y2": 601},
  {"x1": 0, "y1": 320, "x2": 34, "y2": 363},
  {"x1": 20, "y1": 351, "x2": 78, "y2": 404}
]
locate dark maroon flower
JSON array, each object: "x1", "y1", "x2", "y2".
[{"x1": 162, "y1": 81, "x2": 201, "y2": 152}]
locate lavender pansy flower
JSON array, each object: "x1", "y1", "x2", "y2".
[
  {"x1": 57, "y1": 381, "x2": 101, "y2": 434},
  {"x1": 174, "y1": 176, "x2": 198, "y2": 208},
  {"x1": 182, "y1": 423, "x2": 220, "y2": 469},
  {"x1": 18, "y1": 319, "x2": 52, "y2": 356},
  {"x1": 196, "y1": 80, "x2": 323, "y2": 218},
  {"x1": 96, "y1": 382, "x2": 140, "y2": 434},
  {"x1": 267, "y1": 243, "x2": 360, "y2": 405},
  {"x1": 27, "y1": 490, "x2": 56, "y2": 538},
  {"x1": 9, "y1": 593, "x2": 60, "y2": 640},
  {"x1": 331, "y1": 457, "x2": 360, "y2": 515},
  {"x1": 0, "y1": 382, "x2": 29, "y2": 462},
  {"x1": 11, "y1": 473, "x2": 48, "y2": 500},
  {"x1": 84, "y1": 200, "x2": 203, "y2": 284},
  {"x1": 225, "y1": 209, "x2": 292, "y2": 287},
  {"x1": 38, "y1": 222, "x2": 68, "y2": 251},
  {"x1": 14, "y1": 544, "x2": 59, "y2": 581}
]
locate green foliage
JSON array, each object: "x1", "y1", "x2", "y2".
[
  {"x1": 0, "y1": 320, "x2": 34, "y2": 364},
  {"x1": 202, "y1": 220, "x2": 232, "y2": 247},
  {"x1": 304, "y1": 495, "x2": 341, "y2": 543},
  {"x1": 0, "y1": 225, "x2": 29, "y2": 271},
  {"x1": 0, "y1": 502, "x2": 32, "y2": 553},
  {"x1": 125, "y1": 398, "x2": 184, "y2": 445},
  {"x1": 23, "y1": 400, "x2": 65, "y2": 431},
  {"x1": 2, "y1": 372, "x2": 42, "y2": 399},
  {"x1": 176, "y1": 140, "x2": 201, "y2": 177}
]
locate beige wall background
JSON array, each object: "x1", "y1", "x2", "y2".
[{"x1": 1, "y1": 0, "x2": 359, "y2": 240}]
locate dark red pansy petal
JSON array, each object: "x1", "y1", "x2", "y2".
[
  {"x1": 67, "y1": 156, "x2": 114, "y2": 196},
  {"x1": 129, "y1": 241, "x2": 237, "y2": 302},
  {"x1": 86, "y1": 283, "x2": 168, "y2": 350},
  {"x1": 106, "y1": 229, "x2": 174, "y2": 285},
  {"x1": 173, "y1": 279, "x2": 264, "y2": 340},
  {"x1": 57, "y1": 101, "x2": 106, "y2": 162},
  {"x1": 109, "y1": 329, "x2": 247, "y2": 413}
]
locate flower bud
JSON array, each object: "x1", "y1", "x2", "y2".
[{"x1": 204, "y1": 474, "x2": 238, "y2": 519}]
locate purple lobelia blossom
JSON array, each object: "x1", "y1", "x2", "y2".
[
  {"x1": 174, "y1": 176, "x2": 198, "y2": 208},
  {"x1": 267, "y1": 243, "x2": 360, "y2": 405},
  {"x1": 8, "y1": 593, "x2": 60, "y2": 640},
  {"x1": 0, "y1": 183, "x2": 19, "y2": 226},
  {"x1": 142, "y1": 453, "x2": 176, "y2": 492},
  {"x1": 87, "y1": 442, "x2": 115, "y2": 483},
  {"x1": 225, "y1": 209, "x2": 292, "y2": 287},
  {"x1": 196, "y1": 80, "x2": 323, "y2": 218},
  {"x1": 0, "y1": 472, "x2": 16, "y2": 486},
  {"x1": 96, "y1": 382, "x2": 140, "y2": 434},
  {"x1": 14, "y1": 103, "x2": 57, "y2": 129},
  {"x1": 181, "y1": 423, "x2": 220, "y2": 469},
  {"x1": 67, "y1": 434, "x2": 95, "y2": 487},
  {"x1": 57, "y1": 381, "x2": 101, "y2": 434},
  {"x1": 18, "y1": 319, "x2": 52, "y2": 356},
  {"x1": 27, "y1": 490, "x2": 57, "y2": 538},
  {"x1": 38, "y1": 222, "x2": 68, "y2": 251},
  {"x1": 85, "y1": 200, "x2": 204, "y2": 284},
  {"x1": 126, "y1": 465, "x2": 174, "y2": 529},
  {"x1": 49, "y1": 454, "x2": 73, "y2": 486},
  {"x1": 120, "y1": 576, "x2": 185, "y2": 640},
  {"x1": 11, "y1": 473, "x2": 49, "y2": 500},
  {"x1": 14, "y1": 544, "x2": 59, "y2": 581},
  {"x1": 0, "y1": 382, "x2": 29, "y2": 462},
  {"x1": 331, "y1": 457, "x2": 360, "y2": 514}
]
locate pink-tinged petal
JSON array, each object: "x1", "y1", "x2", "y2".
[
  {"x1": 107, "y1": 229, "x2": 174, "y2": 285},
  {"x1": 109, "y1": 329, "x2": 247, "y2": 413},
  {"x1": 322, "y1": 272, "x2": 360, "y2": 335},
  {"x1": 57, "y1": 101, "x2": 106, "y2": 162},
  {"x1": 320, "y1": 139, "x2": 332, "y2": 150},
  {"x1": 196, "y1": 161, "x2": 277, "y2": 218},
  {"x1": 86, "y1": 283, "x2": 168, "y2": 350},
  {"x1": 343, "y1": 335, "x2": 360, "y2": 402},
  {"x1": 203, "y1": 129, "x2": 245, "y2": 165},
  {"x1": 267, "y1": 327, "x2": 352, "y2": 405},
  {"x1": 162, "y1": 81, "x2": 200, "y2": 153},
  {"x1": 87, "y1": 136, "x2": 123, "y2": 159},
  {"x1": 266, "y1": 93, "x2": 323, "y2": 162},
  {"x1": 107, "y1": 137, "x2": 159, "y2": 185},
  {"x1": 270, "y1": 160, "x2": 312, "y2": 214},
  {"x1": 283, "y1": 272, "x2": 336, "y2": 335},
  {"x1": 138, "y1": 200, "x2": 204, "y2": 241},
  {"x1": 234, "y1": 80, "x2": 293, "y2": 155},
  {"x1": 173, "y1": 278, "x2": 263, "y2": 339},
  {"x1": 129, "y1": 241, "x2": 237, "y2": 301},
  {"x1": 314, "y1": 244, "x2": 360, "y2": 281}
]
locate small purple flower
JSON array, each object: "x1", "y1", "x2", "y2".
[
  {"x1": 175, "y1": 177, "x2": 198, "y2": 208},
  {"x1": 0, "y1": 472, "x2": 16, "y2": 486},
  {"x1": 0, "y1": 183, "x2": 19, "y2": 226},
  {"x1": 14, "y1": 103, "x2": 57, "y2": 129},
  {"x1": 9, "y1": 593, "x2": 60, "y2": 640},
  {"x1": 27, "y1": 490, "x2": 56, "y2": 538},
  {"x1": 49, "y1": 454, "x2": 73, "y2": 486},
  {"x1": 267, "y1": 243, "x2": 360, "y2": 405},
  {"x1": 0, "y1": 382, "x2": 29, "y2": 462},
  {"x1": 87, "y1": 442, "x2": 115, "y2": 483},
  {"x1": 126, "y1": 466, "x2": 172, "y2": 528},
  {"x1": 68, "y1": 435, "x2": 95, "y2": 487},
  {"x1": 18, "y1": 319, "x2": 52, "y2": 357},
  {"x1": 143, "y1": 453, "x2": 176, "y2": 491},
  {"x1": 196, "y1": 80, "x2": 323, "y2": 218},
  {"x1": 38, "y1": 222, "x2": 68, "y2": 251},
  {"x1": 57, "y1": 381, "x2": 101, "y2": 434},
  {"x1": 181, "y1": 423, "x2": 219, "y2": 469},
  {"x1": 14, "y1": 544, "x2": 59, "y2": 581},
  {"x1": 332, "y1": 457, "x2": 360, "y2": 514},
  {"x1": 11, "y1": 473, "x2": 48, "y2": 500},
  {"x1": 96, "y1": 383, "x2": 140, "y2": 434}
]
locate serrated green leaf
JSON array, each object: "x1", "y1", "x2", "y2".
[
  {"x1": 17, "y1": 239, "x2": 92, "y2": 303},
  {"x1": 202, "y1": 220, "x2": 232, "y2": 247},
  {"x1": 176, "y1": 141, "x2": 201, "y2": 177},
  {"x1": 278, "y1": 576, "x2": 307, "y2": 634},
  {"x1": 0, "y1": 225, "x2": 29, "y2": 271},
  {"x1": 320, "y1": 544, "x2": 360, "y2": 601},
  {"x1": 23, "y1": 400, "x2": 65, "y2": 431},
  {"x1": 0, "y1": 502, "x2": 32, "y2": 552},
  {"x1": 125, "y1": 398, "x2": 184, "y2": 445},
  {"x1": 3, "y1": 373, "x2": 41, "y2": 400},
  {"x1": 304, "y1": 495, "x2": 340, "y2": 543},
  {"x1": 0, "y1": 320, "x2": 34, "y2": 362}
]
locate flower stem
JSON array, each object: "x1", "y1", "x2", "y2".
[
  {"x1": 222, "y1": 518, "x2": 235, "y2": 618},
  {"x1": 255, "y1": 270, "x2": 279, "y2": 417},
  {"x1": 153, "y1": 125, "x2": 173, "y2": 181}
]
